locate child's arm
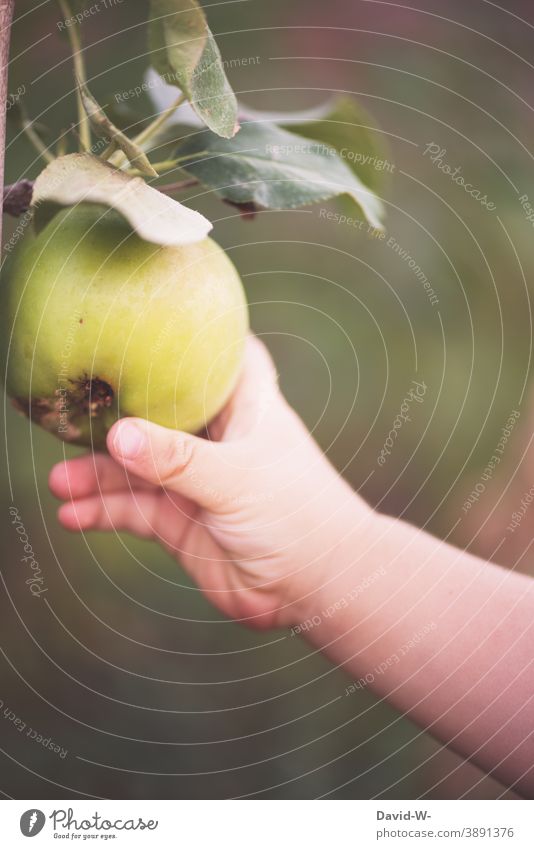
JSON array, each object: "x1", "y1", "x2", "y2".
[
  {"x1": 302, "y1": 512, "x2": 534, "y2": 797},
  {"x1": 49, "y1": 337, "x2": 534, "y2": 796}
]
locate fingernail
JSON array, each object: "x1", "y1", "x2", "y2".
[{"x1": 113, "y1": 422, "x2": 145, "y2": 460}]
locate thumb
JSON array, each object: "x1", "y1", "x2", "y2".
[{"x1": 107, "y1": 418, "x2": 242, "y2": 511}]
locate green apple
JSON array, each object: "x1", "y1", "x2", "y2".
[{"x1": 1, "y1": 203, "x2": 248, "y2": 449}]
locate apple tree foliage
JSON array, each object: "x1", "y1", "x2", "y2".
[{"x1": 14, "y1": 0, "x2": 389, "y2": 246}]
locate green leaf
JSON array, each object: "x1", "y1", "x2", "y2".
[
  {"x1": 148, "y1": 0, "x2": 239, "y2": 139},
  {"x1": 31, "y1": 154, "x2": 212, "y2": 246},
  {"x1": 149, "y1": 0, "x2": 205, "y2": 80},
  {"x1": 143, "y1": 71, "x2": 389, "y2": 192},
  {"x1": 77, "y1": 80, "x2": 158, "y2": 176},
  {"x1": 174, "y1": 122, "x2": 385, "y2": 228},
  {"x1": 285, "y1": 96, "x2": 392, "y2": 193}
]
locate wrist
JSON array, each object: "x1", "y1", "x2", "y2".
[{"x1": 283, "y1": 494, "x2": 380, "y2": 631}]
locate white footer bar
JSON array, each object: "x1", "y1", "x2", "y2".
[{"x1": 1, "y1": 799, "x2": 532, "y2": 847}]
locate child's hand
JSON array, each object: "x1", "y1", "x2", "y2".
[
  {"x1": 49, "y1": 336, "x2": 370, "y2": 629},
  {"x1": 49, "y1": 336, "x2": 534, "y2": 793}
]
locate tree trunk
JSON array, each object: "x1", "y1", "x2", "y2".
[{"x1": 0, "y1": 0, "x2": 14, "y2": 252}]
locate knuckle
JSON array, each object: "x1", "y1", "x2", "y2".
[{"x1": 164, "y1": 437, "x2": 195, "y2": 481}]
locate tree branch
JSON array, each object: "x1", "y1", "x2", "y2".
[{"x1": 0, "y1": 0, "x2": 14, "y2": 250}]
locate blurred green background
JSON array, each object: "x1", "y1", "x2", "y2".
[{"x1": 1, "y1": 0, "x2": 532, "y2": 799}]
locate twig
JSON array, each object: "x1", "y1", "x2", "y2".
[
  {"x1": 127, "y1": 150, "x2": 210, "y2": 178},
  {"x1": 21, "y1": 112, "x2": 55, "y2": 163},
  {"x1": 109, "y1": 93, "x2": 186, "y2": 170},
  {"x1": 133, "y1": 93, "x2": 186, "y2": 149},
  {"x1": 58, "y1": 0, "x2": 91, "y2": 151},
  {"x1": 156, "y1": 178, "x2": 199, "y2": 195}
]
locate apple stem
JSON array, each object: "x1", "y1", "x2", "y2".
[{"x1": 0, "y1": 0, "x2": 14, "y2": 253}]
